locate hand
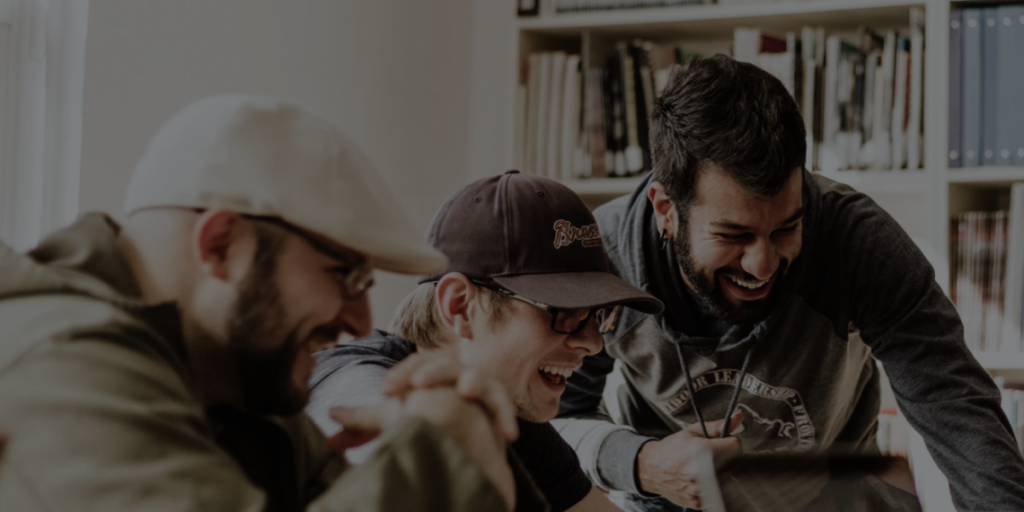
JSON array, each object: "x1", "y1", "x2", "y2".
[
  {"x1": 381, "y1": 351, "x2": 519, "y2": 441},
  {"x1": 637, "y1": 412, "x2": 744, "y2": 509},
  {"x1": 330, "y1": 388, "x2": 516, "y2": 511}
]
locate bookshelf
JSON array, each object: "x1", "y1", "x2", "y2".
[{"x1": 465, "y1": 1, "x2": 1021, "y2": 510}]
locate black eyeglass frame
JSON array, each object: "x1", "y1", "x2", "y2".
[
  {"x1": 187, "y1": 208, "x2": 376, "y2": 298},
  {"x1": 470, "y1": 279, "x2": 623, "y2": 335}
]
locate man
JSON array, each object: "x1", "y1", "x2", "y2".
[
  {"x1": 555, "y1": 55, "x2": 1024, "y2": 511},
  {"x1": 0, "y1": 95, "x2": 527, "y2": 511},
  {"x1": 306, "y1": 171, "x2": 675, "y2": 512}
]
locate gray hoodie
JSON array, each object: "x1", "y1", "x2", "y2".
[{"x1": 553, "y1": 171, "x2": 1024, "y2": 511}]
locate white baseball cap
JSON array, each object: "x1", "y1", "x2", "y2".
[{"x1": 124, "y1": 95, "x2": 447, "y2": 275}]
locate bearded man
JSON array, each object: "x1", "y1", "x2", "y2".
[{"x1": 554, "y1": 55, "x2": 1024, "y2": 512}]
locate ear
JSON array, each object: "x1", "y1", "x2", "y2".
[
  {"x1": 647, "y1": 181, "x2": 679, "y2": 237},
  {"x1": 435, "y1": 272, "x2": 478, "y2": 340},
  {"x1": 191, "y1": 209, "x2": 254, "y2": 283}
]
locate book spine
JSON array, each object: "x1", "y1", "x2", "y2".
[
  {"x1": 1014, "y1": 7, "x2": 1024, "y2": 165},
  {"x1": 949, "y1": 10, "x2": 963, "y2": 168},
  {"x1": 995, "y1": 7, "x2": 1017, "y2": 166},
  {"x1": 982, "y1": 8, "x2": 999, "y2": 166},
  {"x1": 962, "y1": 9, "x2": 983, "y2": 167}
]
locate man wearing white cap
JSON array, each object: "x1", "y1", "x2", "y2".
[{"x1": 0, "y1": 95, "x2": 527, "y2": 511}]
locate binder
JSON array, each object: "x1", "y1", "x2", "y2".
[
  {"x1": 981, "y1": 7, "x2": 999, "y2": 166},
  {"x1": 949, "y1": 10, "x2": 963, "y2": 168},
  {"x1": 1014, "y1": 7, "x2": 1024, "y2": 166},
  {"x1": 995, "y1": 7, "x2": 1017, "y2": 166},
  {"x1": 560, "y1": 55, "x2": 582, "y2": 182},
  {"x1": 547, "y1": 52, "x2": 568, "y2": 180},
  {"x1": 908, "y1": 8, "x2": 924, "y2": 170},
  {"x1": 962, "y1": 9, "x2": 983, "y2": 168}
]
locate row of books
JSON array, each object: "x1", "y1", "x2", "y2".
[
  {"x1": 951, "y1": 209, "x2": 1009, "y2": 352},
  {"x1": 550, "y1": 0, "x2": 704, "y2": 13},
  {"x1": 949, "y1": 6, "x2": 1024, "y2": 168},
  {"x1": 734, "y1": 15, "x2": 925, "y2": 173},
  {"x1": 950, "y1": 184, "x2": 1024, "y2": 354},
  {"x1": 876, "y1": 409, "x2": 909, "y2": 458},
  {"x1": 516, "y1": 41, "x2": 682, "y2": 180}
]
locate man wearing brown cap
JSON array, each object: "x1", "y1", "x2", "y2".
[
  {"x1": 307, "y1": 171, "x2": 673, "y2": 512},
  {"x1": 0, "y1": 95, "x2": 524, "y2": 511}
]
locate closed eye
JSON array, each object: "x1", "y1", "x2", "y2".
[
  {"x1": 773, "y1": 223, "x2": 800, "y2": 236},
  {"x1": 717, "y1": 232, "x2": 752, "y2": 242}
]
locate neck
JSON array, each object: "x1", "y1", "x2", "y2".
[{"x1": 117, "y1": 228, "x2": 245, "y2": 410}]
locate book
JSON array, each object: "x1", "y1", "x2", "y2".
[
  {"x1": 907, "y1": 8, "x2": 924, "y2": 171},
  {"x1": 547, "y1": 52, "x2": 568, "y2": 179},
  {"x1": 981, "y1": 8, "x2": 999, "y2": 166},
  {"x1": 526, "y1": 53, "x2": 543, "y2": 175},
  {"x1": 995, "y1": 6, "x2": 1017, "y2": 166},
  {"x1": 891, "y1": 37, "x2": 908, "y2": 170},
  {"x1": 949, "y1": 10, "x2": 963, "y2": 168},
  {"x1": 514, "y1": 84, "x2": 527, "y2": 172},
  {"x1": 962, "y1": 9, "x2": 983, "y2": 168},
  {"x1": 1016, "y1": 7, "x2": 1024, "y2": 166},
  {"x1": 560, "y1": 55, "x2": 582, "y2": 182}
]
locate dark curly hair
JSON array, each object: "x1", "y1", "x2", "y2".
[{"x1": 650, "y1": 54, "x2": 806, "y2": 207}]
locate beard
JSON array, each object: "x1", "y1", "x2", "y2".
[
  {"x1": 673, "y1": 217, "x2": 789, "y2": 327},
  {"x1": 227, "y1": 231, "x2": 308, "y2": 417}
]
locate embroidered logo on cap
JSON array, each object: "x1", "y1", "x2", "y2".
[{"x1": 553, "y1": 220, "x2": 602, "y2": 249}]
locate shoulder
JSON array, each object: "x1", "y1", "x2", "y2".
[
  {"x1": 593, "y1": 195, "x2": 631, "y2": 245},
  {"x1": 0, "y1": 293, "x2": 192, "y2": 384},
  {"x1": 311, "y1": 330, "x2": 414, "y2": 388}
]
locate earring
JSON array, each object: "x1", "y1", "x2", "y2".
[{"x1": 659, "y1": 230, "x2": 670, "y2": 251}]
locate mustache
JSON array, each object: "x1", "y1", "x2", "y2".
[{"x1": 714, "y1": 260, "x2": 789, "y2": 283}]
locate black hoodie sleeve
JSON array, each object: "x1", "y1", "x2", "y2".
[{"x1": 812, "y1": 187, "x2": 1024, "y2": 511}]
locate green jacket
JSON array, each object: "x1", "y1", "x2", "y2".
[{"x1": 0, "y1": 214, "x2": 513, "y2": 512}]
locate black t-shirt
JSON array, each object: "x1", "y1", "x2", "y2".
[
  {"x1": 309, "y1": 330, "x2": 593, "y2": 512},
  {"x1": 512, "y1": 418, "x2": 593, "y2": 512}
]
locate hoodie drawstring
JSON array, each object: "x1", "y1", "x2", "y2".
[{"x1": 673, "y1": 342, "x2": 756, "y2": 439}]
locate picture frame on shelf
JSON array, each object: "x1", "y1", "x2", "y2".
[{"x1": 518, "y1": 0, "x2": 540, "y2": 17}]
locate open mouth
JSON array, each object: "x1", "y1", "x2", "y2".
[
  {"x1": 538, "y1": 365, "x2": 574, "y2": 389},
  {"x1": 721, "y1": 273, "x2": 772, "y2": 300}
]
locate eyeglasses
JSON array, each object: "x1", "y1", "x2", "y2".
[
  {"x1": 471, "y1": 280, "x2": 623, "y2": 335},
  {"x1": 246, "y1": 216, "x2": 375, "y2": 297}
]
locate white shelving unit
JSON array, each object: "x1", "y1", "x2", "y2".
[{"x1": 466, "y1": 1, "x2": 1020, "y2": 510}]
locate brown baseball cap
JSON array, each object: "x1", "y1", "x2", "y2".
[{"x1": 422, "y1": 171, "x2": 662, "y2": 314}]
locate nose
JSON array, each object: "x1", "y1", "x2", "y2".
[
  {"x1": 568, "y1": 324, "x2": 603, "y2": 356},
  {"x1": 741, "y1": 237, "x2": 779, "y2": 281}
]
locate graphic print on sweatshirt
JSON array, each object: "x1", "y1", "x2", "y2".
[{"x1": 658, "y1": 369, "x2": 815, "y2": 453}]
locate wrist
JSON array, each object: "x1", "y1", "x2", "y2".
[{"x1": 636, "y1": 439, "x2": 661, "y2": 495}]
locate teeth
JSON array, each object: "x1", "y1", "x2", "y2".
[
  {"x1": 539, "y1": 366, "x2": 574, "y2": 378},
  {"x1": 726, "y1": 275, "x2": 769, "y2": 290}
]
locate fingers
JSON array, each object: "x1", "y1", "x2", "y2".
[
  {"x1": 329, "y1": 401, "x2": 402, "y2": 433},
  {"x1": 702, "y1": 411, "x2": 745, "y2": 438},
  {"x1": 381, "y1": 353, "x2": 453, "y2": 396},
  {"x1": 327, "y1": 428, "x2": 379, "y2": 453},
  {"x1": 381, "y1": 353, "x2": 518, "y2": 441}
]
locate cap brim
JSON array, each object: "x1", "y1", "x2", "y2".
[{"x1": 492, "y1": 271, "x2": 663, "y2": 315}]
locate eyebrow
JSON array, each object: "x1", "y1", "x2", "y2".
[{"x1": 710, "y1": 207, "x2": 805, "y2": 231}]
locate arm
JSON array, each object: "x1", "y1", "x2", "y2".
[
  {"x1": 553, "y1": 348, "x2": 654, "y2": 494},
  {"x1": 0, "y1": 319, "x2": 511, "y2": 512},
  {"x1": 834, "y1": 196, "x2": 1024, "y2": 511},
  {"x1": 564, "y1": 487, "x2": 622, "y2": 512}
]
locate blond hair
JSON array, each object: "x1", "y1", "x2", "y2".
[{"x1": 389, "y1": 281, "x2": 509, "y2": 349}]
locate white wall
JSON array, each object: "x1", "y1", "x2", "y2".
[{"x1": 80, "y1": 0, "x2": 476, "y2": 329}]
